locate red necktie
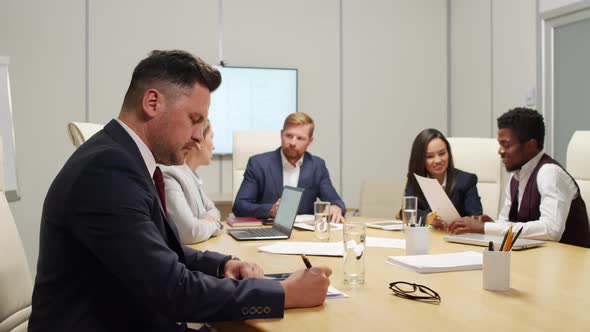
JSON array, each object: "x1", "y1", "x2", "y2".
[{"x1": 153, "y1": 166, "x2": 167, "y2": 215}]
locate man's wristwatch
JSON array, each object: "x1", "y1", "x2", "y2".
[{"x1": 217, "y1": 255, "x2": 240, "y2": 278}]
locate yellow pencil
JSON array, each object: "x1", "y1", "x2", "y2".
[
  {"x1": 504, "y1": 225, "x2": 513, "y2": 251},
  {"x1": 426, "y1": 211, "x2": 438, "y2": 226}
]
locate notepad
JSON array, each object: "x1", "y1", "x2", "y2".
[{"x1": 386, "y1": 251, "x2": 482, "y2": 273}]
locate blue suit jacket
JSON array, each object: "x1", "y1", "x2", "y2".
[
  {"x1": 233, "y1": 148, "x2": 346, "y2": 218},
  {"x1": 29, "y1": 120, "x2": 284, "y2": 332},
  {"x1": 404, "y1": 169, "x2": 483, "y2": 221}
]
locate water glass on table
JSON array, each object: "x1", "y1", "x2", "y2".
[
  {"x1": 402, "y1": 196, "x2": 418, "y2": 229},
  {"x1": 314, "y1": 201, "x2": 331, "y2": 242},
  {"x1": 343, "y1": 222, "x2": 366, "y2": 284}
]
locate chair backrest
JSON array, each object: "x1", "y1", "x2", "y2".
[
  {"x1": 67, "y1": 121, "x2": 104, "y2": 148},
  {"x1": 0, "y1": 137, "x2": 33, "y2": 332},
  {"x1": 566, "y1": 131, "x2": 590, "y2": 221},
  {"x1": 359, "y1": 178, "x2": 405, "y2": 218},
  {"x1": 447, "y1": 137, "x2": 501, "y2": 217},
  {"x1": 232, "y1": 131, "x2": 281, "y2": 202}
]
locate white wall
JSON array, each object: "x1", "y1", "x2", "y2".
[
  {"x1": 450, "y1": 0, "x2": 537, "y2": 138},
  {"x1": 342, "y1": 0, "x2": 448, "y2": 208},
  {"x1": 0, "y1": 0, "x2": 86, "y2": 274},
  {"x1": 1, "y1": 0, "x2": 539, "y2": 275}
]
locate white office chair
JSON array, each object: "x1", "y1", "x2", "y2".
[
  {"x1": 447, "y1": 137, "x2": 501, "y2": 217},
  {"x1": 0, "y1": 138, "x2": 33, "y2": 332},
  {"x1": 67, "y1": 121, "x2": 104, "y2": 148},
  {"x1": 232, "y1": 131, "x2": 281, "y2": 202},
  {"x1": 358, "y1": 178, "x2": 405, "y2": 218},
  {"x1": 566, "y1": 131, "x2": 590, "y2": 222}
]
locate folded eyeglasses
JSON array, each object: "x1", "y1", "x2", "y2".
[{"x1": 388, "y1": 281, "x2": 441, "y2": 304}]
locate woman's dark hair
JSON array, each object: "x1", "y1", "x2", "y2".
[{"x1": 407, "y1": 128, "x2": 456, "y2": 206}]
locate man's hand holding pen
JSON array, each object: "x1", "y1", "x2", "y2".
[{"x1": 280, "y1": 256, "x2": 332, "y2": 309}]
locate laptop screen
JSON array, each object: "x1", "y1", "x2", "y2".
[{"x1": 273, "y1": 186, "x2": 304, "y2": 233}]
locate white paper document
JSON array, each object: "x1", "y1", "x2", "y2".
[
  {"x1": 414, "y1": 173, "x2": 460, "y2": 222},
  {"x1": 366, "y1": 237, "x2": 405, "y2": 249},
  {"x1": 366, "y1": 220, "x2": 403, "y2": 231},
  {"x1": 295, "y1": 214, "x2": 315, "y2": 223},
  {"x1": 327, "y1": 285, "x2": 348, "y2": 299},
  {"x1": 293, "y1": 222, "x2": 344, "y2": 231},
  {"x1": 386, "y1": 251, "x2": 483, "y2": 274},
  {"x1": 259, "y1": 241, "x2": 343, "y2": 256},
  {"x1": 258, "y1": 237, "x2": 405, "y2": 256}
]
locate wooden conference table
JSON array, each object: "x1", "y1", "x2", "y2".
[{"x1": 189, "y1": 217, "x2": 590, "y2": 331}]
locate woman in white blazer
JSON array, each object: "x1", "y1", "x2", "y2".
[{"x1": 160, "y1": 121, "x2": 222, "y2": 244}]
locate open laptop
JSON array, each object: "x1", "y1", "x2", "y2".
[
  {"x1": 444, "y1": 233, "x2": 546, "y2": 250},
  {"x1": 227, "y1": 186, "x2": 304, "y2": 241}
]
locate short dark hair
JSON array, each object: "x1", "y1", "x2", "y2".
[
  {"x1": 122, "y1": 50, "x2": 221, "y2": 109},
  {"x1": 497, "y1": 107, "x2": 545, "y2": 150},
  {"x1": 407, "y1": 128, "x2": 457, "y2": 203}
]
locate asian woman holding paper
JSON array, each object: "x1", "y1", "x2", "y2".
[{"x1": 402, "y1": 128, "x2": 483, "y2": 229}]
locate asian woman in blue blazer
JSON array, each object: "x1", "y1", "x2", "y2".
[{"x1": 403, "y1": 128, "x2": 483, "y2": 229}]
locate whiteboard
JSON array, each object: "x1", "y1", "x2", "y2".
[
  {"x1": 0, "y1": 56, "x2": 20, "y2": 201},
  {"x1": 209, "y1": 66, "x2": 297, "y2": 154}
]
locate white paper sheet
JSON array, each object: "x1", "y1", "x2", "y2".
[
  {"x1": 327, "y1": 285, "x2": 348, "y2": 299},
  {"x1": 414, "y1": 173, "x2": 461, "y2": 222},
  {"x1": 295, "y1": 214, "x2": 315, "y2": 223},
  {"x1": 259, "y1": 242, "x2": 344, "y2": 256},
  {"x1": 293, "y1": 222, "x2": 344, "y2": 231},
  {"x1": 258, "y1": 237, "x2": 405, "y2": 256},
  {"x1": 366, "y1": 237, "x2": 406, "y2": 249}
]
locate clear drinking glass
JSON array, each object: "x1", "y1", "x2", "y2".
[
  {"x1": 343, "y1": 222, "x2": 366, "y2": 284},
  {"x1": 314, "y1": 201, "x2": 331, "y2": 241},
  {"x1": 402, "y1": 196, "x2": 418, "y2": 229}
]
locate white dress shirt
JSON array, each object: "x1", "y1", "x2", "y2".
[
  {"x1": 116, "y1": 119, "x2": 156, "y2": 179},
  {"x1": 485, "y1": 151, "x2": 579, "y2": 241},
  {"x1": 281, "y1": 150, "x2": 304, "y2": 188}
]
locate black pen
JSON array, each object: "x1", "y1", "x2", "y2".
[
  {"x1": 301, "y1": 254, "x2": 312, "y2": 269},
  {"x1": 488, "y1": 241, "x2": 494, "y2": 251},
  {"x1": 509, "y1": 227, "x2": 524, "y2": 251}
]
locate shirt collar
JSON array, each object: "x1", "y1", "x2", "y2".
[
  {"x1": 281, "y1": 149, "x2": 304, "y2": 169},
  {"x1": 116, "y1": 118, "x2": 157, "y2": 178},
  {"x1": 513, "y1": 150, "x2": 544, "y2": 182}
]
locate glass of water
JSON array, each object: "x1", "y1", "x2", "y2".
[
  {"x1": 343, "y1": 222, "x2": 366, "y2": 284},
  {"x1": 402, "y1": 196, "x2": 418, "y2": 228},
  {"x1": 314, "y1": 201, "x2": 331, "y2": 241}
]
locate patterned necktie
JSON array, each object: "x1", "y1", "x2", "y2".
[{"x1": 153, "y1": 166, "x2": 167, "y2": 215}]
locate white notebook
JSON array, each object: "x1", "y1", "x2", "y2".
[{"x1": 386, "y1": 251, "x2": 482, "y2": 274}]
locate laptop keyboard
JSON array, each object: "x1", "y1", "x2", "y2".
[{"x1": 246, "y1": 228, "x2": 284, "y2": 237}]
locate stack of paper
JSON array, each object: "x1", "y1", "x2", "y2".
[{"x1": 386, "y1": 251, "x2": 483, "y2": 273}]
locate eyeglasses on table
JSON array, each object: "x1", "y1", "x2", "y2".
[{"x1": 388, "y1": 281, "x2": 441, "y2": 304}]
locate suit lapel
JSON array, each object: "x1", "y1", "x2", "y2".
[
  {"x1": 270, "y1": 149, "x2": 284, "y2": 196},
  {"x1": 104, "y1": 120, "x2": 185, "y2": 262},
  {"x1": 297, "y1": 153, "x2": 312, "y2": 189}
]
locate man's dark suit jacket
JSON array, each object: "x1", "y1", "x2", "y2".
[
  {"x1": 29, "y1": 120, "x2": 284, "y2": 332},
  {"x1": 404, "y1": 169, "x2": 483, "y2": 221},
  {"x1": 232, "y1": 148, "x2": 346, "y2": 218}
]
